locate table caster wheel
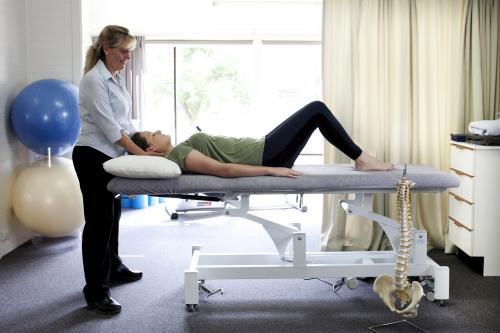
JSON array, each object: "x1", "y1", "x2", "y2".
[
  {"x1": 345, "y1": 277, "x2": 359, "y2": 290},
  {"x1": 171, "y1": 212, "x2": 179, "y2": 220},
  {"x1": 186, "y1": 304, "x2": 199, "y2": 312},
  {"x1": 425, "y1": 291, "x2": 435, "y2": 302}
]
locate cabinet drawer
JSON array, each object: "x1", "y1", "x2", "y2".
[
  {"x1": 449, "y1": 169, "x2": 474, "y2": 202},
  {"x1": 449, "y1": 218, "x2": 473, "y2": 255},
  {"x1": 450, "y1": 144, "x2": 475, "y2": 175},
  {"x1": 449, "y1": 193, "x2": 474, "y2": 229}
]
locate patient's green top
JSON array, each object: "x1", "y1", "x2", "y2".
[{"x1": 166, "y1": 132, "x2": 265, "y2": 171}]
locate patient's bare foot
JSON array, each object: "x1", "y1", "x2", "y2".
[{"x1": 354, "y1": 152, "x2": 394, "y2": 171}]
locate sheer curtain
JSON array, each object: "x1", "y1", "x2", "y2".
[
  {"x1": 321, "y1": 0, "x2": 470, "y2": 251},
  {"x1": 124, "y1": 36, "x2": 146, "y2": 120}
]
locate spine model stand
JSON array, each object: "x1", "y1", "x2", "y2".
[{"x1": 373, "y1": 167, "x2": 424, "y2": 318}]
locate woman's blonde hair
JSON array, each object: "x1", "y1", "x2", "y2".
[{"x1": 83, "y1": 25, "x2": 136, "y2": 75}]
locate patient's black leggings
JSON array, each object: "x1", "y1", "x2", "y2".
[{"x1": 262, "y1": 101, "x2": 362, "y2": 168}]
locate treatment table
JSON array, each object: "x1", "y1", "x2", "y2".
[{"x1": 108, "y1": 164, "x2": 459, "y2": 311}]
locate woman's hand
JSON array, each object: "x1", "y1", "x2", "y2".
[
  {"x1": 118, "y1": 131, "x2": 164, "y2": 156},
  {"x1": 267, "y1": 167, "x2": 302, "y2": 178}
]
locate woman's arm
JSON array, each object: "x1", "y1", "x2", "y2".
[{"x1": 184, "y1": 150, "x2": 301, "y2": 178}]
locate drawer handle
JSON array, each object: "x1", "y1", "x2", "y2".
[
  {"x1": 450, "y1": 168, "x2": 473, "y2": 178},
  {"x1": 449, "y1": 192, "x2": 473, "y2": 205},
  {"x1": 449, "y1": 217, "x2": 473, "y2": 231}
]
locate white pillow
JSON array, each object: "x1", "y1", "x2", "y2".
[{"x1": 103, "y1": 155, "x2": 181, "y2": 178}]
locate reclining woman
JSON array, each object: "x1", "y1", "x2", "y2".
[{"x1": 131, "y1": 101, "x2": 394, "y2": 178}]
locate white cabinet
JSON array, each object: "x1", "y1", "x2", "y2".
[{"x1": 448, "y1": 141, "x2": 500, "y2": 276}]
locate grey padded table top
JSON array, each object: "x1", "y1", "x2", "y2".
[{"x1": 107, "y1": 164, "x2": 459, "y2": 195}]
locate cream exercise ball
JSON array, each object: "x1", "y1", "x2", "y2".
[{"x1": 11, "y1": 157, "x2": 84, "y2": 237}]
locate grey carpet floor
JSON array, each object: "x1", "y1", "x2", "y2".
[{"x1": 0, "y1": 195, "x2": 499, "y2": 333}]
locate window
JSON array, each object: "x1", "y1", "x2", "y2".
[
  {"x1": 143, "y1": 44, "x2": 175, "y2": 140},
  {"x1": 144, "y1": 41, "x2": 323, "y2": 159}
]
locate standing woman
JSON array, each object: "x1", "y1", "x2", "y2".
[{"x1": 72, "y1": 25, "x2": 152, "y2": 315}]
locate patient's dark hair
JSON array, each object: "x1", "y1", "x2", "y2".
[{"x1": 130, "y1": 132, "x2": 149, "y2": 150}]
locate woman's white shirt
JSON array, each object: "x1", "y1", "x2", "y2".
[{"x1": 76, "y1": 59, "x2": 135, "y2": 158}]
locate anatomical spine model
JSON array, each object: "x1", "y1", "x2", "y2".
[{"x1": 373, "y1": 169, "x2": 424, "y2": 318}]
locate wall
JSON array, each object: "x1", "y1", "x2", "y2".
[
  {"x1": 0, "y1": 0, "x2": 82, "y2": 258},
  {"x1": 0, "y1": 0, "x2": 31, "y2": 258},
  {"x1": 26, "y1": 0, "x2": 83, "y2": 84}
]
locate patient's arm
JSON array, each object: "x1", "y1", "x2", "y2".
[{"x1": 184, "y1": 150, "x2": 301, "y2": 178}]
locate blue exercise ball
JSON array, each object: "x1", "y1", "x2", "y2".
[{"x1": 10, "y1": 79, "x2": 80, "y2": 156}]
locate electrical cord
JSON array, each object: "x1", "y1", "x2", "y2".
[{"x1": 304, "y1": 277, "x2": 346, "y2": 295}]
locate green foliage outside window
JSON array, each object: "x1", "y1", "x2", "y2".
[{"x1": 178, "y1": 47, "x2": 250, "y2": 123}]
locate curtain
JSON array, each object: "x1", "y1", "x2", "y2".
[
  {"x1": 321, "y1": 0, "x2": 477, "y2": 251},
  {"x1": 124, "y1": 36, "x2": 146, "y2": 120},
  {"x1": 464, "y1": 0, "x2": 500, "y2": 123}
]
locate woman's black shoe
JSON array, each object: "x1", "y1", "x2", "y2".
[
  {"x1": 110, "y1": 267, "x2": 143, "y2": 283},
  {"x1": 86, "y1": 296, "x2": 122, "y2": 315}
]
